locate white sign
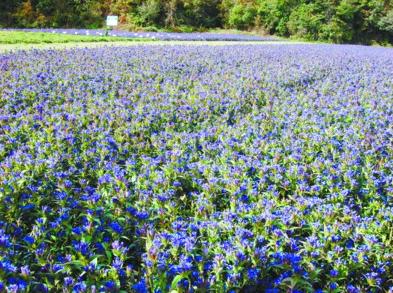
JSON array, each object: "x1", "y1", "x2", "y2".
[{"x1": 106, "y1": 15, "x2": 118, "y2": 27}]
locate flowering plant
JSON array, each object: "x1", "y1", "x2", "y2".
[{"x1": 0, "y1": 44, "x2": 392, "y2": 292}]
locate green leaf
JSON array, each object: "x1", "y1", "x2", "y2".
[{"x1": 170, "y1": 274, "x2": 184, "y2": 291}]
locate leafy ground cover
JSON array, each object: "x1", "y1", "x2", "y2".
[
  {"x1": 0, "y1": 44, "x2": 393, "y2": 292},
  {"x1": 0, "y1": 31, "x2": 150, "y2": 44},
  {"x1": 0, "y1": 41, "x2": 300, "y2": 54}
]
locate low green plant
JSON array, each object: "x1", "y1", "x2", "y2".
[{"x1": 0, "y1": 31, "x2": 150, "y2": 44}]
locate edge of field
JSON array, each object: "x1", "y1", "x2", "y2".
[{"x1": 0, "y1": 40, "x2": 309, "y2": 53}]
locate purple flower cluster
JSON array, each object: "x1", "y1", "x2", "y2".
[
  {"x1": 1, "y1": 28, "x2": 276, "y2": 41},
  {"x1": 0, "y1": 44, "x2": 393, "y2": 291}
]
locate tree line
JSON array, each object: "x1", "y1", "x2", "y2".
[{"x1": 1, "y1": 0, "x2": 393, "y2": 44}]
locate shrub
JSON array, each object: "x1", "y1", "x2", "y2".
[
  {"x1": 228, "y1": 4, "x2": 257, "y2": 30},
  {"x1": 287, "y1": 3, "x2": 324, "y2": 40}
]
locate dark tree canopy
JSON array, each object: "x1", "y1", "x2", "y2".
[{"x1": 1, "y1": 0, "x2": 393, "y2": 44}]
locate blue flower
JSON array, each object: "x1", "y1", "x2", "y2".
[
  {"x1": 72, "y1": 227, "x2": 83, "y2": 235},
  {"x1": 136, "y1": 211, "x2": 149, "y2": 220},
  {"x1": 72, "y1": 241, "x2": 89, "y2": 256},
  {"x1": 23, "y1": 235, "x2": 34, "y2": 245},
  {"x1": 179, "y1": 279, "x2": 189, "y2": 288},
  {"x1": 104, "y1": 281, "x2": 117, "y2": 292},
  {"x1": 35, "y1": 284, "x2": 48, "y2": 293},
  {"x1": 266, "y1": 289, "x2": 280, "y2": 293},
  {"x1": 347, "y1": 285, "x2": 360, "y2": 293},
  {"x1": 110, "y1": 222, "x2": 123, "y2": 234},
  {"x1": 64, "y1": 277, "x2": 74, "y2": 287},
  {"x1": 73, "y1": 282, "x2": 87, "y2": 293},
  {"x1": 8, "y1": 278, "x2": 27, "y2": 290},
  {"x1": 345, "y1": 239, "x2": 354, "y2": 249},
  {"x1": 247, "y1": 268, "x2": 259, "y2": 281},
  {"x1": 20, "y1": 265, "x2": 30, "y2": 276},
  {"x1": 133, "y1": 279, "x2": 148, "y2": 293},
  {"x1": 330, "y1": 282, "x2": 338, "y2": 290},
  {"x1": 173, "y1": 181, "x2": 182, "y2": 187},
  {"x1": 98, "y1": 174, "x2": 112, "y2": 185}
]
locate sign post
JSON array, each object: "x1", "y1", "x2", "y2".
[{"x1": 105, "y1": 15, "x2": 118, "y2": 36}]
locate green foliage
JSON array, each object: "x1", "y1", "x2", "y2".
[
  {"x1": 0, "y1": 31, "x2": 148, "y2": 44},
  {"x1": 379, "y1": 9, "x2": 393, "y2": 33},
  {"x1": 228, "y1": 4, "x2": 257, "y2": 29},
  {"x1": 319, "y1": 18, "x2": 352, "y2": 43},
  {"x1": 131, "y1": 0, "x2": 163, "y2": 26},
  {"x1": 256, "y1": 0, "x2": 297, "y2": 35},
  {"x1": 11, "y1": 0, "x2": 104, "y2": 28},
  {"x1": 287, "y1": 3, "x2": 324, "y2": 40},
  {"x1": 182, "y1": 0, "x2": 221, "y2": 28},
  {"x1": 1, "y1": 0, "x2": 393, "y2": 44},
  {"x1": 0, "y1": 0, "x2": 23, "y2": 27}
]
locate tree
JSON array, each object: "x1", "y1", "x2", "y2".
[
  {"x1": 182, "y1": 0, "x2": 221, "y2": 28},
  {"x1": 164, "y1": 0, "x2": 178, "y2": 27},
  {"x1": 287, "y1": 3, "x2": 325, "y2": 40},
  {"x1": 132, "y1": 0, "x2": 163, "y2": 27},
  {"x1": 228, "y1": 4, "x2": 255, "y2": 29},
  {"x1": 256, "y1": 0, "x2": 298, "y2": 35},
  {"x1": 379, "y1": 10, "x2": 393, "y2": 32},
  {"x1": 0, "y1": 0, "x2": 23, "y2": 27}
]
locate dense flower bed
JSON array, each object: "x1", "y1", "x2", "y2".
[
  {"x1": 0, "y1": 44, "x2": 393, "y2": 292},
  {"x1": 0, "y1": 29, "x2": 274, "y2": 42}
]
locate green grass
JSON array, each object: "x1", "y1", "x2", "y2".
[{"x1": 0, "y1": 31, "x2": 152, "y2": 44}]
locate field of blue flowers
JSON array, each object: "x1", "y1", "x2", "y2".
[
  {"x1": 0, "y1": 44, "x2": 393, "y2": 292},
  {"x1": 1, "y1": 29, "x2": 274, "y2": 42}
]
